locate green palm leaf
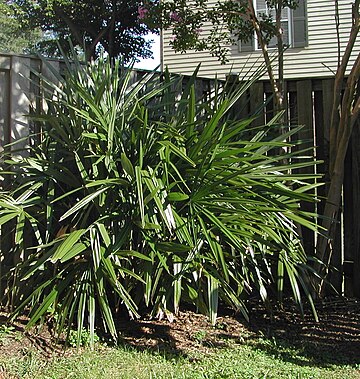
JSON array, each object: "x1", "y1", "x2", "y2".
[{"x1": 0, "y1": 50, "x2": 321, "y2": 343}]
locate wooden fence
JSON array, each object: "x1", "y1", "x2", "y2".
[
  {"x1": 226, "y1": 77, "x2": 360, "y2": 298},
  {"x1": 0, "y1": 54, "x2": 359, "y2": 298}
]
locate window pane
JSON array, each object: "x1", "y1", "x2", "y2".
[
  {"x1": 256, "y1": 0, "x2": 267, "y2": 13},
  {"x1": 239, "y1": 38, "x2": 254, "y2": 52},
  {"x1": 281, "y1": 7, "x2": 289, "y2": 19},
  {"x1": 282, "y1": 21, "x2": 289, "y2": 45},
  {"x1": 292, "y1": 0, "x2": 307, "y2": 47},
  {"x1": 293, "y1": 19, "x2": 306, "y2": 47},
  {"x1": 267, "y1": 35, "x2": 277, "y2": 48},
  {"x1": 266, "y1": 21, "x2": 289, "y2": 47}
]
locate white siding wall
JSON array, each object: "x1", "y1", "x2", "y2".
[{"x1": 162, "y1": 0, "x2": 360, "y2": 79}]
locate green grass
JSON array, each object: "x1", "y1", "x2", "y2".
[{"x1": 0, "y1": 335, "x2": 359, "y2": 379}]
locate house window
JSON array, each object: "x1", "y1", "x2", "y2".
[{"x1": 239, "y1": 0, "x2": 307, "y2": 52}]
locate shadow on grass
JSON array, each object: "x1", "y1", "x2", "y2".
[
  {"x1": 111, "y1": 297, "x2": 360, "y2": 368},
  {"x1": 244, "y1": 297, "x2": 360, "y2": 367}
]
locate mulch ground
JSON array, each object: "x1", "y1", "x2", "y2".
[{"x1": 0, "y1": 297, "x2": 359, "y2": 366}]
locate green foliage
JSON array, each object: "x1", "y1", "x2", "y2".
[
  {"x1": 0, "y1": 1, "x2": 42, "y2": 54},
  {"x1": 192, "y1": 330, "x2": 207, "y2": 343},
  {"x1": 9, "y1": 0, "x2": 157, "y2": 60},
  {"x1": 141, "y1": 0, "x2": 301, "y2": 63},
  {"x1": 0, "y1": 325, "x2": 15, "y2": 341},
  {"x1": 68, "y1": 328, "x2": 100, "y2": 347},
  {"x1": 0, "y1": 54, "x2": 320, "y2": 346}
]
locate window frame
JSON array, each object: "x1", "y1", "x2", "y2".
[{"x1": 238, "y1": 0, "x2": 307, "y2": 53}]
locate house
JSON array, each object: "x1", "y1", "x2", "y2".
[{"x1": 161, "y1": 0, "x2": 360, "y2": 79}]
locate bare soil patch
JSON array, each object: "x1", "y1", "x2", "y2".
[{"x1": 0, "y1": 297, "x2": 359, "y2": 366}]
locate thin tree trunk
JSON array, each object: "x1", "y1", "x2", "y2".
[
  {"x1": 329, "y1": 0, "x2": 360, "y2": 173},
  {"x1": 315, "y1": 0, "x2": 360, "y2": 294},
  {"x1": 247, "y1": 0, "x2": 284, "y2": 112}
]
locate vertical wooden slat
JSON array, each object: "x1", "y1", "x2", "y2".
[
  {"x1": 10, "y1": 56, "x2": 32, "y2": 152},
  {"x1": 195, "y1": 78, "x2": 207, "y2": 103},
  {"x1": 265, "y1": 91, "x2": 274, "y2": 124},
  {"x1": 226, "y1": 76, "x2": 249, "y2": 121},
  {"x1": 0, "y1": 65, "x2": 13, "y2": 302},
  {"x1": 319, "y1": 78, "x2": 344, "y2": 294},
  {"x1": 313, "y1": 89, "x2": 325, "y2": 208},
  {"x1": 249, "y1": 81, "x2": 265, "y2": 126},
  {"x1": 288, "y1": 89, "x2": 297, "y2": 125},
  {"x1": 330, "y1": 186, "x2": 344, "y2": 296},
  {"x1": 236, "y1": 90, "x2": 251, "y2": 121},
  {"x1": 282, "y1": 80, "x2": 289, "y2": 126},
  {"x1": 296, "y1": 80, "x2": 313, "y2": 145},
  {"x1": 343, "y1": 143, "x2": 354, "y2": 296},
  {"x1": 0, "y1": 69, "x2": 11, "y2": 151},
  {"x1": 321, "y1": 79, "x2": 334, "y2": 182},
  {"x1": 296, "y1": 80, "x2": 316, "y2": 257},
  {"x1": 351, "y1": 120, "x2": 360, "y2": 297},
  {"x1": 29, "y1": 58, "x2": 42, "y2": 147}
]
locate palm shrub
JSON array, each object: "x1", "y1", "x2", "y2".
[{"x1": 0, "y1": 55, "x2": 320, "y2": 345}]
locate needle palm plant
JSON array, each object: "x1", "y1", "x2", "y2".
[{"x1": 0, "y1": 55, "x2": 320, "y2": 346}]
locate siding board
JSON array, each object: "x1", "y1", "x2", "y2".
[{"x1": 162, "y1": 0, "x2": 359, "y2": 80}]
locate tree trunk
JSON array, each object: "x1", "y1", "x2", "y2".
[{"x1": 315, "y1": 0, "x2": 360, "y2": 295}]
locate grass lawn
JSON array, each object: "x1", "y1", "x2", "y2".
[
  {"x1": 1, "y1": 306, "x2": 359, "y2": 379},
  {"x1": 0, "y1": 337, "x2": 359, "y2": 379}
]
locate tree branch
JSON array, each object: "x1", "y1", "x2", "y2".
[
  {"x1": 247, "y1": 0, "x2": 283, "y2": 111},
  {"x1": 53, "y1": 5, "x2": 83, "y2": 47}
]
